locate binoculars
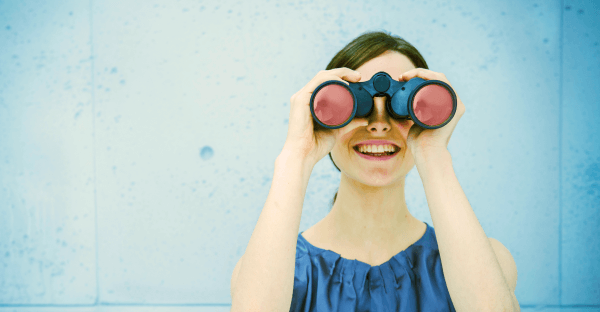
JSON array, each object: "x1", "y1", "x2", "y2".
[{"x1": 310, "y1": 71, "x2": 457, "y2": 130}]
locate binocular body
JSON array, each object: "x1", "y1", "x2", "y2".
[{"x1": 310, "y1": 71, "x2": 457, "y2": 130}]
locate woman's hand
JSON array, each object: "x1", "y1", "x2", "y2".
[
  {"x1": 283, "y1": 68, "x2": 362, "y2": 168},
  {"x1": 399, "y1": 68, "x2": 466, "y2": 158}
]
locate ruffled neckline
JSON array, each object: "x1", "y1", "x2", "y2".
[
  {"x1": 293, "y1": 221, "x2": 451, "y2": 307},
  {"x1": 298, "y1": 221, "x2": 433, "y2": 269}
]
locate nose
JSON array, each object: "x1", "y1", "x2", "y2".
[{"x1": 365, "y1": 96, "x2": 393, "y2": 133}]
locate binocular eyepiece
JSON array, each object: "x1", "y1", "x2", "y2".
[{"x1": 310, "y1": 71, "x2": 457, "y2": 130}]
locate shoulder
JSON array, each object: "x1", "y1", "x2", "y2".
[{"x1": 296, "y1": 232, "x2": 310, "y2": 260}]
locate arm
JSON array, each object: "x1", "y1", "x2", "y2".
[
  {"x1": 231, "y1": 148, "x2": 314, "y2": 311},
  {"x1": 415, "y1": 148, "x2": 517, "y2": 312}
]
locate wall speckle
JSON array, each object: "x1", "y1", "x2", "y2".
[{"x1": 200, "y1": 146, "x2": 214, "y2": 160}]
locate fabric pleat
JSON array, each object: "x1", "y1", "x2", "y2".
[{"x1": 290, "y1": 221, "x2": 457, "y2": 312}]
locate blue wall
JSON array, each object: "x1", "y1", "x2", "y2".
[{"x1": 0, "y1": 0, "x2": 598, "y2": 311}]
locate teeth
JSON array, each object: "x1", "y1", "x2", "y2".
[{"x1": 357, "y1": 144, "x2": 398, "y2": 153}]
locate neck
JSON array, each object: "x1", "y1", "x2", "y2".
[{"x1": 325, "y1": 172, "x2": 415, "y2": 247}]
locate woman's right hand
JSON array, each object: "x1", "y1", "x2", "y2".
[{"x1": 282, "y1": 67, "x2": 362, "y2": 168}]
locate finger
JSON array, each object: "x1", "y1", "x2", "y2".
[
  {"x1": 329, "y1": 67, "x2": 362, "y2": 83},
  {"x1": 308, "y1": 68, "x2": 361, "y2": 91},
  {"x1": 399, "y1": 68, "x2": 439, "y2": 81},
  {"x1": 298, "y1": 68, "x2": 361, "y2": 105},
  {"x1": 295, "y1": 75, "x2": 348, "y2": 109}
]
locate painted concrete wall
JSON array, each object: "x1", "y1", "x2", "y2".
[{"x1": 0, "y1": 0, "x2": 598, "y2": 311}]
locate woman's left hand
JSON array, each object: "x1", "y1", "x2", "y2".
[{"x1": 399, "y1": 68, "x2": 466, "y2": 158}]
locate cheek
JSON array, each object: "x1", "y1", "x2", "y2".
[
  {"x1": 395, "y1": 120, "x2": 414, "y2": 129},
  {"x1": 338, "y1": 121, "x2": 363, "y2": 144}
]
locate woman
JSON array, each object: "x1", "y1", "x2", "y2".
[{"x1": 231, "y1": 31, "x2": 518, "y2": 312}]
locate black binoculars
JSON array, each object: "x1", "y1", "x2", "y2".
[{"x1": 310, "y1": 71, "x2": 457, "y2": 129}]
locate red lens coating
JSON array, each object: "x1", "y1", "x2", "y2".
[
  {"x1": 412, "y1": 84, "x2": 454, "y2": 126},
  {"x1": 313, "y1": 84, "x2": 354, "y2": 126}
]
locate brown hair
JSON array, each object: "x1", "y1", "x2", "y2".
[{"x1": 325, "y1": 30, "x2": 429, "y2": 209}]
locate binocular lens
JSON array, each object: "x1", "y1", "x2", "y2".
[
  {"x1": 313, "y1": 84, "x2": 354, "y2": 127},
  {"x1": 412, "y1": 84, "x2": 454, "y2": 127}
]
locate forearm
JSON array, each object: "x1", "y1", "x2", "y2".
[
  {"x1": 414, "y1": 148, "x2": 515, "y2": 312},
  {"x1": 232, "y1": 149, "x2": 313, "y2": 311}
]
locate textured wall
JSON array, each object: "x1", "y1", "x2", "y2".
[{"x1": 0, "y1": 0, "x2": 598, "y2": 311}]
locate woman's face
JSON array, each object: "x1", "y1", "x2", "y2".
[{"x1": 330, "y1": 51, "x2": 417, "y2": 185}]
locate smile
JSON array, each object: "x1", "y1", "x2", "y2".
[{"x1": 353, "y1": 146, "x2": 400, "y2": 161}]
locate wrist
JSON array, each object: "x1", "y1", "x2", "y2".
[
  {"x1": 413, "y1": 147, "x2": 451, "y2": 165},
  {"x1": 277, "y1": 147, "x2": 315, "y2": 171}
]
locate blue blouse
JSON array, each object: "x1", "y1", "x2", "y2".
[{"x1": 290, "y1": 221, "x2": 456, "y2": 311}]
